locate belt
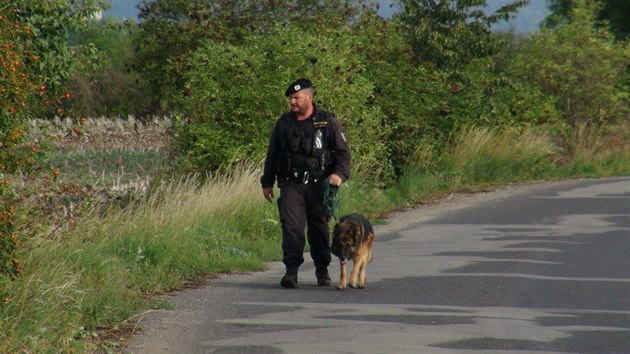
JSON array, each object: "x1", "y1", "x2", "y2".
[{"x1": 283, "y1": 171, "x2": 321, "y2": 184}]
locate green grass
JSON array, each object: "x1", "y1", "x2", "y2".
[
  {"x1": 1, "y1": 125, "x2": 629, "y2": 352},
  {"x1": 1, "y1": 165, "x2": 281, "y2": 352}
]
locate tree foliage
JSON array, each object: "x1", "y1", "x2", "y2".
[
  {"x1": 396, "y1": 0, "x2": 527, "y2": 69},
  {"x1": 509, "y1": 2, "x2": 630, "y2": 154},
  {"x1": 67, "y1": 19, "x2": 150, "y2": 117},
  {"x1": 11, "y1": 0, "x2": 107, "y2": 104},
  {"x1": 0, "y1": 0, "x2": 105, "y2": 278},
  {"x1": 1, "y1": 0, "x2": 105, "y2": 173},
  {"x1": 176, "y1": 22, "x2": 393, "y2": 181},
  {"x1": 132, "y1": 0, "x2": 377, "y2": 116},
  {"x1": 352, "y1": 13, "x2": 443, "y2": 170},
  {"x1": 544, "y1": 0, "x2": 630, "y2": 40}
]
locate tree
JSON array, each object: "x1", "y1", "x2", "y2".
[
  {"x1": 132, "y1": 0, "x2": 377, "y2": 116},
  {"x1": 0, "y1": 0, "x2": 106, "y2": 278},
  {"x1": 11, "y1": 0, "x2": 107, "y2": 116},
  {"x1": 509, "y1": 2, "x2": 630, "y2": 155},
  {"x1": 396, "y1": 0, "x2": 527, "y2": 69},
  {"x1": 67, "y1": 18, "x2": 150, "y2": 117},
  {"x1": 544, "y1": 0, "x2": 630, "y2": 40},
  {"x1": 352, "y1": 13, "x2": 445, "y2": 171},
  {"x1": 543, "y1": 0, "x2": 573, "y2": 28}
]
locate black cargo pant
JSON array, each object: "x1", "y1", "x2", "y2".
[{"x1": 277, "y1": 179, "x2": 331, "y2": 273}]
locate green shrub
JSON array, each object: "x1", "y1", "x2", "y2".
[
  {"x1": 1, "y1": 0, "x2": 105, "y2": 279},
  {"x1": 132, "y1": 0, "x2": 376, "y2": 116},
  {"x1": 506, "y1": 2, "x2": 630, "y2": 155},
  {"x1": 440, "y1": 57, "x2": 562, "y2": 133},
  {"x1": 354, "y1": 14, "x2": 444, "y2": 172},
  {"x1": 352, "y1": 15, "x2": 561, "y2": 173},
  {"x1": 176, "y1": 23, "x2": 393, "y2": 181}
]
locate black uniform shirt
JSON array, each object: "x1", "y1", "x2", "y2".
[{"x1": 261, "y1": 105, "x2": 351, "y2": 188}]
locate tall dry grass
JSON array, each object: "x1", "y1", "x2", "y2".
[
  {"x1": 560, "y1": 121, "x2": 630, "y2": 176},
  {"x1": 1, "y1": 163, "x2": 279, "y2": 353},
  {"x1": 444, "y1": 126, "x2": 555, "y2": 185},
  {"x1": 572, "y1": 122, "x2": 630, "y2": 159},
  {"x1": 103, "y1": 165, "x2": 262, "y2": 238},
  {"x1": 339, "y1": 126, "x2": 557, "y2": 219}
]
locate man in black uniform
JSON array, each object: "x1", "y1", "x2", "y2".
[{"x1": 261, "y1": 78, "x2": 352, "y2": 288}]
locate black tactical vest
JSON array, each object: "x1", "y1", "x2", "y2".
[{"x1": 276, "y1": 113, "x2": 332, "y2": 181}]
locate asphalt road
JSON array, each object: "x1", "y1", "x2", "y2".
[{"x1": 128, "y1": 177, "x2": 630, "y2": 354}]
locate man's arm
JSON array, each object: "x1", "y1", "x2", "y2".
[
  {"x1": 261, "y1": 119, "x2": 281, "y2": 201},
  {"x1": 328, "y1": 117, "x2": 351, "y2": 183}
]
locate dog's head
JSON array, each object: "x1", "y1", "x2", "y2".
[{"x1": 331, "y1": 219, "x2": 363, "y2": 264}]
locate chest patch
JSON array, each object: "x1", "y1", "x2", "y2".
[{"x1": 313, "y1": 120, "x2": 328, "y2": 129}]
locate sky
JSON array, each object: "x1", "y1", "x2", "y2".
[{"x1": 104, "y1": 0, "x2": 550, "y2": 34}]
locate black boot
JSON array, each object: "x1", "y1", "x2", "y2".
[
  {"x1": 315, "y1": 268, "x2": 331, "y2": 286},
  {"x1": 280, "y1": 268, "x2": 298, "y2": 288}
]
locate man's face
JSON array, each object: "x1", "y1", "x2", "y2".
[{"x1": 289, "y1": 89, "x2": 312, "y2": 115}]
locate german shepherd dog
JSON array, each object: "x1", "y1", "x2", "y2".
[{"x1": 331, "y1": 213, "x2": 374, "y2": 290}]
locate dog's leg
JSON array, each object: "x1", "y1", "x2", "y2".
[
  {"x1": 348, "y1": 257, "x2": 361, "y2": 288},
  {"x1": 337, "y1": 259, "x2": 347, "y2": 290},
  {"x1": 356, "y1": 251, "x2": 369, "y2": 289},
  {"x1": 351, "y1": 245, "x2": 371, "y2": 289},
  {"x1": 358, "y1": 258, "x2": 367, "y2": 289},
  {"x1": 359, "y1": 236, "x2": 374, "y2": 288}
]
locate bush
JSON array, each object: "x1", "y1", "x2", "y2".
[
  {"x1": 176, "y1": 23, "x2": 393, "y2": 181},
  {"x1": 352, "y1": 15, "x2": 560, "y2": 172},
  {"x1": 0, "y1": 181, "x2": 20, "y2": 277},
  {"x1": 0, "y1": 6, "x2": 41, "y2": 279},
  {"x1": 437, "y1": 57, "x2": 562, "y2": 134},
  {"x1": 354, "y1": 14, "x2": 444, "y2": 172},
  {"x1": 0, "y1": 1, "x2": 105, "y2": 278},
  {"x1": 506, "y1": 2, "x2": 630, "y2": 155}
]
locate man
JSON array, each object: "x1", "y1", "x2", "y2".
[{"x1": 261, "y1": 78, "x2": 352, "y2": 288}]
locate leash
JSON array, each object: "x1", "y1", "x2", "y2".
[{"x1": 322, "y1": 178, "x2": 340, "y2": 222}]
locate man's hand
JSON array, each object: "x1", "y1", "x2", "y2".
[
  {"x1": 328, "y1": 174, "x2": 342, "y2": 187},
  {"x1": 263, "y1": 187, "x2": 274, "y2": 202}
]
